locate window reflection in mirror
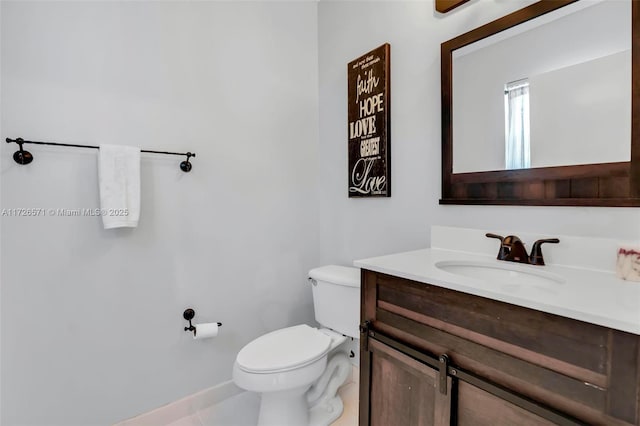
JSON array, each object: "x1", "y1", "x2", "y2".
[
  {"x1": 504, "y1": 79, "x2": 530, "y2": 170},
  {"x1": 452, "y1": 0, "x2": 631, "y2": 174}
]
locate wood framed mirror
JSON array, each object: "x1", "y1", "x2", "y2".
[{"x1": 440, "y1": 0, "x2": 640, "y2": 206}]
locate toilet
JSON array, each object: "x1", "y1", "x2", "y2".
[{"x1": 232, "y1": 265, "x2": 360, "y2": 426}]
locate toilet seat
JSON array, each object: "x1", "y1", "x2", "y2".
[{"x1": 236, "y1": 324, "x2": 332, "y2": 374}]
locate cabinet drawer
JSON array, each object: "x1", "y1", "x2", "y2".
[
  {"x1": 457, "y1": 381, "x2": 556, "y2": 426},
  {"x1": 376, "y1": 273, "x2": 608, "y2": 375}
]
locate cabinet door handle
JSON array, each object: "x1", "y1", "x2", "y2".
[
  {"x1": 360, "y1": 321, "x2": 371, "y2": 351},
  {"x1": 438, "y1": 354, "x2": 450, "y2": 395}
]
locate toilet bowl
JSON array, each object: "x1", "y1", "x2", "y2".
[{"x1": 232, "y1": 265, "x2": 360, "y2": 426}]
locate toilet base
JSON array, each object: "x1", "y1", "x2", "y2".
[
  {"x1": 309, "y1": 395, "x2": 343, "y2": 426},
  {"x1": 258, "y1": 386, "x2": 310, "y2": 426},
  {"x1": 253, "y1": 352, "x2": 352, "y2": 426},
  {"x1": 307, "y1": 352, "x2": 352, "y2": 426}
]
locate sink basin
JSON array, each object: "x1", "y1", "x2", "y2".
[{"x1": 435, "y1": 260, "x2": 565, "y2": 287}]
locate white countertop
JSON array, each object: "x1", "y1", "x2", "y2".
[{"x1": 354, "y1": 248, "x2": 640, "y2": 335}]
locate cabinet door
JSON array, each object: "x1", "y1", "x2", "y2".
[
  {"x1": 361, "y1": 339, "x2": 451, "y2": 426},
  {"x1": 456, "y1": 381, "x2": 556, "y2": 426}
]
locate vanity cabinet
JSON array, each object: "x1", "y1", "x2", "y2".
[
  {"x1": 359, "y1": 270, "x2": 640, "y2": 426},
  {"x1": 367, "y1": 337, "x2": 451, "y2": 425}
]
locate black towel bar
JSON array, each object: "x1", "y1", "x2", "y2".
[{"x1": 6, "y1": 137, "x2": 196, "y2": 172}]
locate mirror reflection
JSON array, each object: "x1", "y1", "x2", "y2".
[{"x1": 452, "y1": 0, "x2": 631, "y2": 174}]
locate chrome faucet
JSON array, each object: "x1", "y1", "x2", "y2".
[{"x1": 486, "y1": 233, "x2": 559, "y2": 266}]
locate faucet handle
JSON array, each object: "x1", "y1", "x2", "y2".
[
  {"x1": 486, "y1": 233, "x2": 504, "y2": 242},
  {"x1": 529, "y1": 238, "x2": 560, "y2": 266},
  {"x1": 486, "y1": 233, "x2": 508, "y2": 260}
]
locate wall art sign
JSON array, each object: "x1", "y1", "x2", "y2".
[{"x1": 347, "y1": 43, "x2": 391, "y2": 198}]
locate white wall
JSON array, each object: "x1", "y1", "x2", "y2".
[
  {"x1": 3, "y1": 1, "x2": 640, "y2": 424},
  {"x1": 1, "y1": 1, "x2": 319, "y2": 425},
  {"x1": 317, "y1": 0, "x2": 640, "y2": 267},
  {"x1": 0, "y1": 2, "x2": 3, "y2": 422},
  {"x1": 530, "y1": 50, "x2": 630, "y2": 168}
]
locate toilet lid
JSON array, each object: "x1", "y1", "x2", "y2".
[{"x1": 236, "y1": 324, "x2": 332, "y2": 373}]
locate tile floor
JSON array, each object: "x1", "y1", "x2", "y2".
[
  {"x1": 329, "y1": 382, "x2": 359, "y2": 426},
  {"x1": 166, "y1": 379, "x2": 358, "y2": 426},
  {"x1": 166, "y1": 391, "x2": 259, "y2": 426},
  {"x1": 117, "y1": 365, "x2": 359, "y2": 426},
  {"x1": 162, "y1": 383, "x2": 358, "y2": 426}
]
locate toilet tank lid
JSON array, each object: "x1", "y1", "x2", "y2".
[{"x1": 308, "y1": 265, "x2": 360, "y2": 288}]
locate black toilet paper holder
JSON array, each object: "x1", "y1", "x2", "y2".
[{"x1": 183, "y1": 308, "x2": 222, "y2": 336}]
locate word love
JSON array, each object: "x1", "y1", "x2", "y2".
[
  {"x1": 349, "y1": 157, "x2": 386, "y2": 195},
  {"x1": 349, "y1": 116, "x2": 376, "y2": 139},
  {"x1": 355, "y1": 69, "x2": 380, "y2": 103}
]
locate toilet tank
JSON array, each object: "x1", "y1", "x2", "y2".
[{"x1": 308, "y1": 265, "x2": 360, "y2": 338}]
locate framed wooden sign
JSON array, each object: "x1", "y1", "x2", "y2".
[{"x1": 347, "y1": 43, "x2": 391, "y2": 198}]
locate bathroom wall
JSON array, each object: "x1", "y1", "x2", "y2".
[
  {"x1": 3, "y1": 1, "x2": 640, "y2": 424},
  {"x1": 0, "y1": 2, "x2": 3, "y2": 423},
  {"x1": 1, "y1": 1, "x2": 319, "y2": 424},
  {"x1": 317, "y1": 0, "x2": 640, "y2": 266}
]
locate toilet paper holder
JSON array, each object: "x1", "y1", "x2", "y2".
[{"x1": 183, "y1": 308, "x2": 222, "y2": 336}]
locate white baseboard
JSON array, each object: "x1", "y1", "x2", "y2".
[
  {"x1": 115, "y1": 365, "x2": 361, "y2": 426},
  {"x1": 113, "y1": 380, "x2": 242, "y2": 426}
]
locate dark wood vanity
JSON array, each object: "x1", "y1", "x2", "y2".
[{"x1": 358, "y1": 269, "x2": 640, "y2": 425}]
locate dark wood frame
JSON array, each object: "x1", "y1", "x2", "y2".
[
  {"x1": 440, "y1": 0, "x2": 640, "y2": 206},
  {"x1": 435, "y1": 0, "x2": 472, "y2": 14}
]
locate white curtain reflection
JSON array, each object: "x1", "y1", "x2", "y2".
[{"x1": 504, "y1": 80, "x2": 530, "y2": 170}]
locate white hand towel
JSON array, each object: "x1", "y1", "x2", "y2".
[{"x1": 98, "y1": 144, "x2": 141, "y2": 229}]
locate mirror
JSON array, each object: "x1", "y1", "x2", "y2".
[
  {"x1": 441, "y1": 0, "x2": 640, "y2": 206},
  {"x1": 453, "y1": 1, "x2": 630, "y2": 173}
]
